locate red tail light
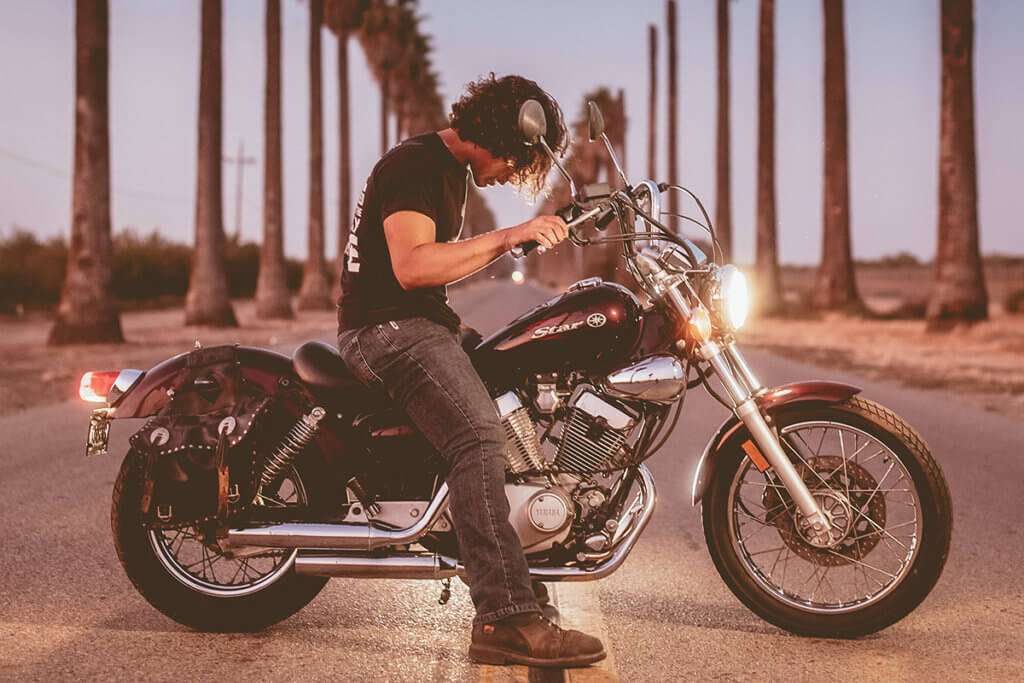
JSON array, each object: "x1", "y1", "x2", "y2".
[{"x1": 79, "y1": 371, "x2": 120, "y2": 403}]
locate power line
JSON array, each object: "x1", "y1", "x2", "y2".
[{"x1": 0, "y1": 144, "x2": 190, "y2": 205}]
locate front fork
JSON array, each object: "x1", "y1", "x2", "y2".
[{"x1": 699, "y1": 340, "x2": 833, "y2": 542}]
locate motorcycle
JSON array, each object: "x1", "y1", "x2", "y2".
[{"x1": 80, "y1": 99, "x2": 951, "y2": 637}]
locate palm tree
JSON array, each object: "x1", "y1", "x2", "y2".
[
  {"x1": 49, "y1": 0, "x2": 124, "y2": 345},
  {"x1": 298, "y1": 0, "x2": 333, "y2": 310},
  {"x1": 715, "y1": 0, "x2": 733, "y2": 262},
  {"x1": 813, "y1": 0, "x2": 862, "y2": 311},
  {"x1": 927, "y1": 0, "x2": 987, "y2": 328},
  {"x1": 666, "y1": 0, "x2": 679, "y2": 233},
  {"x1": 255, "y1": 0, "x2": 294, "y2": 319},
  {"x1": 755, "y1": 0, "x2": 782, "y2": 314},
  {"x1": 324, "y1": 0, "x2": 368, "y2": 299},
  {"x1": 184, "y1": 0, "x2": 237, "y2": 327},
  {"x1": 647, "y1": 24, "x2": 657, "y2": 180}
]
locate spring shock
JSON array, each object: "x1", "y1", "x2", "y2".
[{"x1": 258, "y1": 407, "x2": 326, "y2": 490}]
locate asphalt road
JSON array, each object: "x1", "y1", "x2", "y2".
[{"x1": 1, "y1": 281, "x2": 1022, "y2": 681}]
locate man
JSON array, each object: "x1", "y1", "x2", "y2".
[{"x1": 336, "y1": 74, "x2": 605, "y2": 668}]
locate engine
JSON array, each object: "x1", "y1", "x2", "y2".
[
  {"x1": 553, "y1": 386, "x2": 639, "y2": 474},
  {"x1": 493, "y1": 385, "x2": 643, "y2": 555}
]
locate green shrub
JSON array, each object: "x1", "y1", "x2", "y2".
[
  {"x1": 0, "y1": 230, "x2": 67, "y2": 313},
  {"x1": 1006, "y1": 288, "x2": 1024, "y2": 315},
  {"x1": 0, "y1": 229, "x2": 303, "y2": 314}
]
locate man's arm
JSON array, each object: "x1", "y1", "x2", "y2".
[{"x1": 385, "y1": 211, "x2": 569, "y2": 290}]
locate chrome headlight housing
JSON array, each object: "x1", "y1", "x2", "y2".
[{"x1": 712, "y1": 265, "x2": 749, "y2": 331}]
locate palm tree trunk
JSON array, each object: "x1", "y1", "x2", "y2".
[
  {"x1": 666, "y1": 0, "x2": 679, "y2": 233},
  {"x1": 380, "y1": 70, "x2": 390, "y2": 155},
  {"x1": 756, "y1": 0, "x2": 782, "y2": 315},
  {"x1": 184, "y1": 0, "x2": 237, "y2": 327},
  {"x1": 50, "y1": 0, "x2": 124, "y2": 345},
  {"x1": 814, "y1": 0, "x2": 861, "y2": 312},
  {"x1": 298, "y1": 0, "x2": 332, "y2": 310},
  {"x1": 715, "y1": 0, "x2": 733, "y2": 262},
  {"x1": 334, "y1": 28, "x2": 352, "y2": 301},
  {"x1": 927, "y1": 0, "x2": 988, "y2": 328},
  {"x1": 255, "y1": 0, "x2": 294, "y2": 319},
  {"x1": 647, "y1": 24, "x2": 657, "y2": 180}
]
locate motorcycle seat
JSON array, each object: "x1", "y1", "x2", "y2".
[{"x1": 292, "y1": 341, "x2": 363, "y2": 391}]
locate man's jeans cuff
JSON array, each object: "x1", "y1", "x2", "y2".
[{"x1": 474, "y1": 601, "x2": 542, "y2": 626}]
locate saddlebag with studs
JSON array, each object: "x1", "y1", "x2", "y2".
[{"x1": 128, "y1": 345, "x2": 271, "y2": 528}]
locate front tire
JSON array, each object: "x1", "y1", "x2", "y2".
[
  {"x1": 702, "y1": 397, "x2": 952, "y2": 637},
  {"x1": 112, "y1": 450, "x2": 333, "y2": 632}
]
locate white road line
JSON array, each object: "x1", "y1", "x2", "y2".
[{"x1": 551, "y1": 583, "x2": 619, "y2": 683}]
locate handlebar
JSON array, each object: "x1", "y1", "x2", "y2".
[{"x1": 510, "y1": 204, "x2": 608, "y2": 259}]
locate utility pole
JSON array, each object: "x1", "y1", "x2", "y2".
[
  {"x1": 223, "y1": 139, "x2": 256, "y2": 241},
  {"x1": 666, "y1": 0, "x2": 679, "y2": 233}
]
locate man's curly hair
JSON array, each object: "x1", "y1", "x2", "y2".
[{"x1": 450, "y1": 74, "x2": 567, "y2": 197}]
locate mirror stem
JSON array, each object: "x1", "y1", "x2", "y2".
[
  {"x1": 539, "y1": 137, "x2": 579, "y2": 200},
  {"x1": 600, "y1": 133, "x2": 630, "y2": 189}
]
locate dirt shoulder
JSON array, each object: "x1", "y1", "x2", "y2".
[
  {"x1": 742, "y1": 310, "x2": 1024, "y2": 420},
  {"x1": 0, "y1": 300, "x2": 339, "y2": 417}
]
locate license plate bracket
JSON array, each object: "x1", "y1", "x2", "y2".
[{"x1": 86, "y1": 409, "x2": 112, "y2": 457}]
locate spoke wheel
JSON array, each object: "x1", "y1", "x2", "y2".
[
  {"x1": 147, "y1": 471, "x2": 305, "y2": 598},
  {"x1": 730, "y1": 421, "x2": 921, "y2": 614},
  {"x1": 702, "y1": 397, "x2": 952, "y2": 637},
  {"x1": 113, "y1": 448, "x2": 339, "y2": 631}
]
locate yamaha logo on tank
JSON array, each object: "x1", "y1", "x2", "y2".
[{"x1": 587, "y1": 313, "x2": 607, "y2": 328}]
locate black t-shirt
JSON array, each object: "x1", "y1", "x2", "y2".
[{"x1": 338, "y1": 133, "x2": 469, "y2": 333}]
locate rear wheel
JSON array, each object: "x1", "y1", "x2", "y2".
[
  {"x1": 702, "y1": 397, "x2": 952, "y2": 637},
  {"x1": 112, "y1": 450, "x2": 334, "y2": 631}
]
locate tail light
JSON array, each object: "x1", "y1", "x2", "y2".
[{"x1": 79, "y1": 369, "x2": 144, "y2": 404}]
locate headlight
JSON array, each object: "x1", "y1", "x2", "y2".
[{"x1": 714, "y1": 265, "x2": 749, "y2": 330}]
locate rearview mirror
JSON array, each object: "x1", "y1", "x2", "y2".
[
  {"x1": 587, "y1": 101, "x2": 605, "y2": 141},
  {"x1": 518, "y1": 99, "x2": 547, "y2": 144}
]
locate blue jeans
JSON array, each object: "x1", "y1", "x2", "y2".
[{"x1": 337, "y1": 317, "x2": 540, "y2": 624}]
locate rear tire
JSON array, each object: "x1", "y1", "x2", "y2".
[
  {"x1": 702, "y1": 397, "x2": 952, "y2": 637},
  {"x1": 112, "y1": 450, "x2": 334, "y2": 632}
]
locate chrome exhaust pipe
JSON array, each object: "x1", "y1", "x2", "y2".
[
  {"x1": 290, "y1": 466, "x2": 656, "y2": 583},
  {"x1": 226, "y1": 483, "x2": 450, "y2": 551},
  {"x1": 295, "y1": 552, "x2": 457, "y2": 579}
]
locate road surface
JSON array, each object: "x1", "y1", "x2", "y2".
[{"x1": 1, "y1": 281, "x2": 1021, "y2": 681}]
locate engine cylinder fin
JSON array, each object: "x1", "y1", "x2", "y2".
[{"x1": 553, "y1": 389, "x2": 636, "y2": 473}]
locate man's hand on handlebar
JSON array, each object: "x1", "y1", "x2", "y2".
[{"x1": 503, "y1": 215, "x2": 569, "y2": 254}]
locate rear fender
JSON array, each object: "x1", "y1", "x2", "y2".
[
  {"x1": 690, "y1": 380, "x2": 861, "y2": 506},
  {"x1": 110, "y1": 345, "x2": 297, "y2": 418}
]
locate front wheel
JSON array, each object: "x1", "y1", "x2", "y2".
[
  {"x1": 112, "y1": 450, "x2": 333, "y2": 632},
  {"x1": 702, "y1": 396, "x2": 952, "y2": 637}
]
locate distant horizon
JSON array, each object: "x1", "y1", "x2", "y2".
[{"x1": 1, "y1": 0, "x2": 1021, "y2": 267}]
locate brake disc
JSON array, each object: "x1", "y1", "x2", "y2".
[{"x1": 762, "y1": 455, "x2": 886, "y2": 567}]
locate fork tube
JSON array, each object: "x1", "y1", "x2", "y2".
[
  {"x1": 700, "y1": 342, "x2": 829, "y2": 531},
  {"x1": 723, "y1": 341, "x2": 765, "y2": 396}
]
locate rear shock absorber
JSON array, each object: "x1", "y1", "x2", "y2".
[{"x1": 258, "y1": 406, "x2": 327, "y2": 491}]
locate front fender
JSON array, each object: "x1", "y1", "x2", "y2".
[
  {"x1": 110, "y1": 345, "x2": 296, "y2": 418},
  {"x1": 690, "y1": 380, "x2": 861, "y2": 506}
]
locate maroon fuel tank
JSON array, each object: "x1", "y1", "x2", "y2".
[{"x1": 470, "y1": 281, "x2": 643, "y2": 388}]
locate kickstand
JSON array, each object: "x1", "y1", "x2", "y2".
[{"x1": 438, "y1": 577, "x2": 452, "y2": 605}]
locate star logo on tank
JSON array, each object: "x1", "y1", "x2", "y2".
[{"x1": 586, "y1": 313, "x2": 607, "y2": 328}]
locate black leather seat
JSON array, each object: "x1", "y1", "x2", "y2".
[{"x1": 292, "y1": 341, "x2": 362, "y2": 391}]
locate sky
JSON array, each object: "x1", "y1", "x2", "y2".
[{"x1": 0, "y1": 0, "x2": 1021, "y2": 266}]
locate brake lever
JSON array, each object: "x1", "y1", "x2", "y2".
[{"x1": 510, "y1": 205, "x2": 607, "y2": 259}]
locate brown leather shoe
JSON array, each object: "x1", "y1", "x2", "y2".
[{"x1": 469, "y1": 612, "x2": 606, "y2": 668}]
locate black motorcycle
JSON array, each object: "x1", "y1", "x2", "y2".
[{"x1": 80, "y1": 100, "x2": 951, "y2": 636}]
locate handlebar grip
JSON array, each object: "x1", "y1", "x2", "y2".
[
  {"x1": 556, "y1": 204, "x2": 576, "y2": 223},
  {"x1": 510, "y1": 240, "x2": 545, "y2": 259}
]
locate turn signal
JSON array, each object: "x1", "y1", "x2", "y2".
[
  {"x1": 79, "y1": 371, "x2": 119, "y2": 403},
  {"x1": 688, "y1": 308, "x2": 712, "y2": 341}
]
